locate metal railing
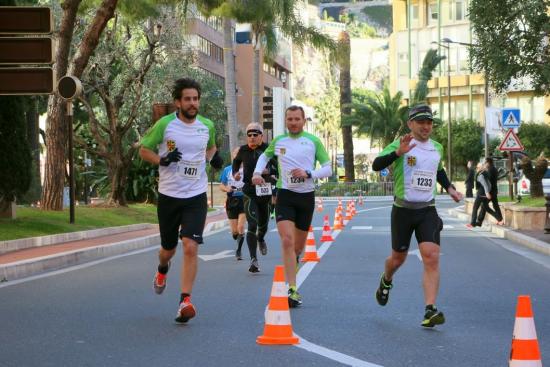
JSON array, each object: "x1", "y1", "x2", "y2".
[{"x1": 315, "y1": 182, "x2": 394, "y2": 197}]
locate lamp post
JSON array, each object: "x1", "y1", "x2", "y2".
[
  {"x1": 442, "y1": 38, "x2": 489, "y2": 158},
  {"x1": 432, "y1": 40, "x2": 452, "y2": 180}
]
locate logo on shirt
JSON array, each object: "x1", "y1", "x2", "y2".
[
  {"x1": 196, "y1": 128, "x2": 208, "y2": 134},
  {"x1": 166, "y1": 140, "x2": 176, "y2": 152},
  {"x1": 279, "y1": 148, "x2": 286, "y2": 156},
  {"x1": 407, "y1": 155, "x2": 417, "y2": 167}
]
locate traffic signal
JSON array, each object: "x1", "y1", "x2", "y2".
[
  {"x1": 0, "y1": 7, "x2": 55, "y2": 95},
  {"x1": 262, "y1": 96, "x2": 273, "y2": 129}
]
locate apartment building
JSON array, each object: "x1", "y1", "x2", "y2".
[
  {"x1": 186, "y1": 8, "x2": 292, "y2": 140},
  {"x1": 389, "y1": 0, "x2": 550, "y2": 124}
]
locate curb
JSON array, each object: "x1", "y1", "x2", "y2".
[
  {"x1": 0, "y1": 223, "x2": 157, "y2": 255},
  {"x1": 447, "y1": 208, "x2": 550, "y2": 256},
  {"x1": 0, "y1": 217, "x2": 229, "y2": 283}
]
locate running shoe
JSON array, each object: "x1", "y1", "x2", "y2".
[
  {"x1": 258, "y1": 240, "x2": 268, "y2": 255},
  {"x1": 375, "y1": 273, "x2": 392, "y2": 306},
  {"x1": 175, "y1": 296, "x2": 196, "y2": 323},
  {"x1": 465, "y1": 223, "x2": 474, "y2": 229},
  {"x1": 288, "y1": 287, "x2": 302, "y2": 308},
  {"x1": 421, "y1": 308, "x2": 445, "y2": 328},
  {"x1": 235, "y1": 248, "x2": 242, "y2": 260},
  {"x1": 249, "y1": 258, "x2": 260, "y2": 273},
  {"x1": 153, "y1": 261, "x2": 171, "y2": 295}
]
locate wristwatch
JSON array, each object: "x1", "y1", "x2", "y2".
[{"x1": 305, "y1": 170, "x2": 312, "y2": 179}]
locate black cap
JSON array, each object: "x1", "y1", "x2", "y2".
[{"x1": 408, "y1": 104, "x2": 433, "y2": 121}]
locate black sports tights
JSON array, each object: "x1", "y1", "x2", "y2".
[{"x1": 243, "y1": 194, "x2": 270, "y2": 259}]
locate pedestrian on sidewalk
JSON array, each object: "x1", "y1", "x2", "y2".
[
  {"x1": 467, "y1": 162, "x2": 497, "y2": 228},
  {"x1": 139, "y1": 77, "x2": 222, "y2": 323},
  {"x1": 464, "y1": 160, "x2": 475, "y2": 198},
  {"x1": 220, "y1": 148, "x2": 246, "y2": 260},
  {"x1": 372, "y1": 103, "x2": 463, "y2": 328},
  {"x1": 232, "y1": 123, "x2": 277, "y2": 273},
  {"x1": 483, "y1": 157, "x2": 504, "y2": 225},
  {"x1": 252, "y1": 105, "x2": 332, "y2": 308}
]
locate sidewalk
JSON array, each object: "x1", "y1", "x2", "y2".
[
  {"x1": 448, "y1": 206, "x2": 550, "y2": 256},
  {"x1": 0, "y1": 210, "x2": 228, "y2": 283}
]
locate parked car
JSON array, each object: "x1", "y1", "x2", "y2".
[{"x1": 516, "y1": 168, "x2": 550, "y2": 196}]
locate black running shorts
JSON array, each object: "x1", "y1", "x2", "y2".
[
  {"x1": 157, "y1": 192, "x2": 208, "y2": 249},
  {"x1": 390, "y1": 205, "x2": 443, "y2": 252},
  {"x1": 225, "y1": 196, "x2": 244, "y2": 219},
  {"x1": 275, "y1": 189, "x2": 315, "y2": 231}
]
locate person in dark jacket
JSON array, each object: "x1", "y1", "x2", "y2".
[
  {"x1": 467, "y1": 162, "x2": 497, "y2": 227},
  {"x1": 464, "y1": 160, "x2": 475, "y2": 198},
  {"x1": 481, "y1": 157, "x2": 504, "y2": 225},
  {"x1": 232, "y1": 122, "x2": 278, "y2": 273}
]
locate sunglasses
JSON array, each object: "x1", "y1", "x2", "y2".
[{"x1": 247, "y1": 132, "x2": 261, "y2": 137}]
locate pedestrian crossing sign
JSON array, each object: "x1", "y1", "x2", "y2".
[
  {"x1": 501, "y1": 108, "x2": 521, "y2": 128},
  {"x1": 498, "y1": 129, "x2": 524, "y2": 151}
]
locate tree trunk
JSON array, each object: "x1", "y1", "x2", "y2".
[
  {"x1": 338, "y1": 31, "x2": 354, "y2": 182},
  {"x1": 41, "y1": 0, "x2": 82, "y2": 210},
  {"x1": 252, "y1": 37, "x2": 261, "y2": 123},
  {"x1": 521, "y1": 156, "x2": 549, "y2": 198},
  {"x1": 42, "y1": 0, "x2": 118, "y2": 210},
  {"x1": 24, "y1": 98, "x2": 42, "y2": 203},
  {"x1": 223, "y1": 17, "x2": 239, "y2": 150}
]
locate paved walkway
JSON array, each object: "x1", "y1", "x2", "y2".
[{"x1": 0, "y1": 211, "x2": 227, "y2": 267}]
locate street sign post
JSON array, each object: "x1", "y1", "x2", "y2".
[
  {"x1": 501, "y1": 108, "x2": 521, "y2": 129},
  {"x1": 499, "y1": 128, "x2": 524, "y2": 201},
  {"x1": 0, "y1": 7, "x2": 55, "y2": 95},
  {"x1": 380, "y1": 168, "x2": 389, "y2": 177}
]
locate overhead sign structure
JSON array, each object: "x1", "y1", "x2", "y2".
[
  {"x1": 498, "y1": 129, "x2": 524, "y2": 152},
  {"x1": 501, "y1": 108, "x2": 521, "y2": 129},
  {"x1": 0, "y1": 7, "x2": 55, "y2": 95}
]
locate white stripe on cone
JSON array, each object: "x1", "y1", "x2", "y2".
[
  {"x1": 509, "y1": 361, "x2": 542, "y2": 367},
  {"x1": 305, "y1": 245, "x2": 316, "y2": 252},
  {"x1": 513, "y1": 317, "x2": 538, "y2": 340},
  {"x1": 271, "y1": 281, "x2": 288, "y2": 297},
  {"x1": 265, "y1": 310, "x2": 292, "y2": 325}
]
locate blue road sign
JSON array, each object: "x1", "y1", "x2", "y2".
[
  {"x1": 380, "y1": 168, "x2": 389, "y2": 177},
  {"x1": 501, "y1": 108, "x2": 521, "y2": 129}
]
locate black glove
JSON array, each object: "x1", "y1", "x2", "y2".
[
  {"x1": 159, "y1": 148, "x2": 182, "y2": 166},
  {"x1": 209, "y1": 151, "x2": 224, "y2": 170}
]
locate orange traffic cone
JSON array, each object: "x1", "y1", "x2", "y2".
[
  {"x1": 257, "y1": 266, "x2": 299, "y2": 345},
  {"x1": 333, "y1": 208, "x2": 343, "y2": 230},
  {"x1": 358, "y1": 195, "x2": 364, "y2": 206},
  {"x1": 344, "y1": 203, "x2": 352, "y2": 224},
  {"x1": 509, "y1": 295, "x2": 542, "y2": 366},
  {"x1": 302, "y1": 226, "x2": 320, "y2": 262},
  {"x1": 316, "y1": 198, "x2": 323, "y2": 212},
  {"x1": 350, "y1": 201, "x2": 356, "y2": 217},
  {"x1": 320, "y1": 215, "x2": 334, "y2": 242}
]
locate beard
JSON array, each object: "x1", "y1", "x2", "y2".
[{"x1": 180, "y1": 108, "x2": 198, "y2": 119}]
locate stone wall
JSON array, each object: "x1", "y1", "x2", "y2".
[{"x1": 464, "y1": 198, "x2": 546, "y2": 230}]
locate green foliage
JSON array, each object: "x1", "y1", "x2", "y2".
[
  {"x1": 361, "y1": 5, "x2": 392, "y2": 34},
  {"x1": 0, "y1": 97, "x2": 32, "y2": 206},
  {"x1": 469, "y1": 1, "x2": 550, "y2": 95},
  {"x1": 344, "y1": 86, "x2": 408, "y2": 149},
  {"x1": 411, "y1": 49, "x2": 445, "y2": 105},
  {"x1": 125, "y1": 154, "x2": 158, "y2": 203},
  {"x1": 432, "y1": 119, "x2": 484, "y2": 177},
  {"x1": 517, "y1": 122, "x2": 550, "y2": 158}
]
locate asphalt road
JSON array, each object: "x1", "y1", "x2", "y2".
[{"x1": 1, "y1": 198, "x2": 548, "y2": 367}]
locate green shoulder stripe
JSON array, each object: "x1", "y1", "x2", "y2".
[
  {"x1": 140, "y1": 113, "x2": 176, "y2": 151},
  {"x1": 264, "y1": 133, "x2": 287, "y2": 158},
  {"x1": 197, "y1": 114, "x2": 216, "y2": 149},
  {"x1": 431, "y1": 139, "x2": 444, "y2": 170},
  {"x1": 303, "y1": 132, "x2": 330, "y2": 165}
]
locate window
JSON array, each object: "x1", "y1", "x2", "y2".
[
  {"x1": 427, "y1": 1, "x2": 438, "y2": 26},
  {"x1": 398, "y1": 52, "x2": 408, "y2": 77},
  {"x1": 456, "y1": 100, "x2": 468, "y2": 119},
  {"x1": 410, "y1": 4, "x2": 419, "y2": 28},
  {"x1": 449, "y1": 0, "x2": 468, "y2": 22},
  {"x1": 533, "y1": 96, "x2": 545, "y2": 122},
  {"x1": 471, "y1": 99, "x2": 481, "y2": 122},
  {"x1": 197, "y1": 36, "x2": 224, "y2": 64}
]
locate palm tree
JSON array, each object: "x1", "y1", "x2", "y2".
[
  {"x1": 345, "y1": 86, "x2": 408, "y2": 149},
  {"x1": 410, "y1": 49, "x2": 445, "y2": 105},
  {"x1": 338, "y1": 31, "x2": 354, "y2": 181}
]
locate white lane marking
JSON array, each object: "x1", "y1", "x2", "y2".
[
  {"x1": 292, "y1": 207, "x2": 391, "y2": 366},
  {"x1": 271, "y1": 227, "x2": 322, "y2": 232},
  {"x1": 443, "y1": 225, "x2": 454, "y2": 229},
  {"x1": 355, "y1": 205, "x2": 392, "y2": 214},
  {"x1": 198, "y1": 250, "x2": 233, "y2": 261},
  {"x1": 295, "y1": 334, "x2": 383, "y2": 367},
  {"x1": 351, "y1": 226, "x2": 373, "y2": 230},
  {"x1": 0, "y1": 225, "x2": 230, "y2": 289},
  {"x1": 408, "y1": 249, "x2": 422, "y2": 261}
]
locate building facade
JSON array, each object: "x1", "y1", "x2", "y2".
[{"x1": 389, "y1": 0, "x2": 550, "y2": 125}]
